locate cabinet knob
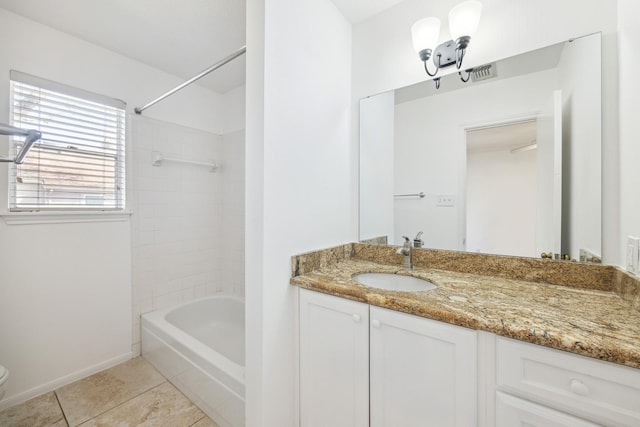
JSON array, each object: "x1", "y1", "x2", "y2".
[
  {"x1": 569, "y1": 378, "x2": 589, "y2": 396},
  {"x1": 371, "y1": 319, "x2": 381, "y2": 328},
  {"x1": 352, "y1": 314, "x2": 361, "y2": 323}
]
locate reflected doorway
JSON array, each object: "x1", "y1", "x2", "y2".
[{"x1": 465, "y1": 120, "x2": 538, "y2": 257}]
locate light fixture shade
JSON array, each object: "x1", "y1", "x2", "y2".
[
  {"x1": 411, "y1": 17, "x2": 441, "y2": 54},
  {"x1": 448, "y1": 0, "x2": 482, "y2": 41}
]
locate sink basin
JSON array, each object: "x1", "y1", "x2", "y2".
[{"x1": 352, "y1": 272, "x2": 437, "y2": 292}]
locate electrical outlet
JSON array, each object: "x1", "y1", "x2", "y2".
[{"x1": 627, "y1": 236, "x2": 640, "y2": 275}]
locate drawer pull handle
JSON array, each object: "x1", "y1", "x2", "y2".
[
  {"x1": 352, "y1": 314, "x2": 361, "y2": 323},
  {"x1": 372, "y1": 319, "x2": 381, "y2": 328},
  {"x1": 570, "y1": 379, "x2": 589, "y2": 396}
]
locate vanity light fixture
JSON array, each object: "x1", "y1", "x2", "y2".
[{"x1": 411, "y1": 0, "x2": 482, "y2": 89}]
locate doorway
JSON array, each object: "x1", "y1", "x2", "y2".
[{"x1": 465, "y1": 120, "x2": 538, "y2": 257}]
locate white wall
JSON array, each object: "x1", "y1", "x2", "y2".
[
  {"x1": 246, "y1": 0, "x2": 353, "y2": 425},
  {"x1": 222, "y1": 129, "x2": 246, "y2": 297},
  {"x1": 0, "y1": 8, "x2": 227, "y2": 408},
  {"x1": 467, "y1": 148, "x2": 537, "y2": 256},
  {"x1": 220, "y1": 89, "x2": 246, "y2": 298},
  {"x1": 352, "y1": 0, "x2": 619, "y2": 264},
  {"x1": 618, "y1": 0, "x2": 640, "y2": 268},
  {"x1": 223, "y1": 85, "x2": 247, "y2": 134},
  {"x1": 0, "y1": 220, "x2": 131, "y2": 409},
  {"x1": 393, "y1": 69, "x2": 557, "y2": 250}
]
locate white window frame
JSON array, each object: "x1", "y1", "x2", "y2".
[{"x1": 4, "y1": 71, "x2": 129, "y2": 223}]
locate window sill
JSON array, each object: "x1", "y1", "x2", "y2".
[{"x1": 1, "y1": 210, "x2": 132, "y2": 225}]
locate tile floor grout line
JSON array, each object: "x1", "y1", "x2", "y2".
[
  {"x1": 71, "y1": 379, "x2": 169, "y2": 427},
  {"x1": 53, "y1": 390, "x2": 71, "y2": 427},
  {"x1": 1, "y1": 359, "x2": 217, "y2": 427},
  {"x1": 189, "y1": 415, "x2": 209, "y2": 427}
]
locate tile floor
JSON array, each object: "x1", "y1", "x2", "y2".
[{"x1": 0, "y1": 358, "x2": 219, "y2": 427}]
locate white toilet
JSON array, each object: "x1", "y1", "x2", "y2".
[{"x1": 0, "y1": 365, "x2": 8, "y2": 400}]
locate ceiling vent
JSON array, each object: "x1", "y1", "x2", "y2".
[{"x1": 471, "y1": 63, "x2": 497, "y2": 82}]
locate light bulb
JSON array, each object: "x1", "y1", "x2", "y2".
[
  {"x1": 411, "y1": 17, "x2": 441, "y2": 55},
  {"x1": 448, "y1": 0, "x2": 482, "y2": 41}
]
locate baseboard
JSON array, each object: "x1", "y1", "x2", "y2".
[{"x1": 0, "y1": 351, "x2": 133, "y2": 412}]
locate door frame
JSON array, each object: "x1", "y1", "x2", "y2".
[{"x1": 458, "y1": 112, "x2": 541, "y2": 253}]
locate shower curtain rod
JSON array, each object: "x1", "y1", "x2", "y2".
[{"x1": 135, "y1": 45, "x2": 247, "y2": 115}]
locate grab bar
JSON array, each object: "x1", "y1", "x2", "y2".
[{"x1": 394, "y1": 192, "x2": 425, "y2": 199}]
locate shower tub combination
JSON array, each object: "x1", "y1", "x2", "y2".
[{"x1": 142, "y1": 296, "x2": 245, "y2": 427}]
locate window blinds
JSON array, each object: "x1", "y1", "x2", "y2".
[{"x1": 9, "y1": 71, "x2": 126, "y2": 211}]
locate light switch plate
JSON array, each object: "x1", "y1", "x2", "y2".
[{"x1": 436, "y1": 195, "x2": 455, "y2": 207}]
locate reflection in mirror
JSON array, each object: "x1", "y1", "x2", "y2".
[{"x1": 359, "y1": 33, "x2": 601, "y2": 262}]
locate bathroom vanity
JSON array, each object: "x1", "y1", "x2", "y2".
[{"x1": 291, "y1": 243, "x2": 640, "y2": 427}]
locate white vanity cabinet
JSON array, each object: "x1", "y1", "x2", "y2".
[
  {"x1": 299, "y1": 289, "x2": 369, "y2": 427},
  {"x1": 298, "y1": 288, "x2": 640, "y2": 427},
  {"x1": 299, "y1": 289, "x2": 477, "y2": 427},
  {"x1": 369, "y1": 306, "x2": 477, "y2": 427}
]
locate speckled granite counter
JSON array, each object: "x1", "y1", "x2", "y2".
[{"x1": 290, "y1": 243, "x2": 640, "y2": 369}]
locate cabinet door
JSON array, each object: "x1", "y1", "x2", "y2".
[
  {"x1": 299, "y1": 289, "x2": 369, "y2": 427},
  {"x1": 496, "y1": 392, "x2": 601, "y2": 427},
  {"x1": 370, "y1": 306, "x2": 477, "y2": 427}
]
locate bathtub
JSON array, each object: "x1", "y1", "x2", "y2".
[{"x1": 142, "y1": 296, "x2": 244, "y2": 427}]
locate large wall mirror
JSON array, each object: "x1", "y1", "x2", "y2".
[{"x1": 359, "y1": 32, "x2": 601, "y2": 262}]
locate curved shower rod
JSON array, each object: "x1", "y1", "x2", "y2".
[
  {"x1": 0, "y1": 123, "x2": 42, "y2": 164},
  {"x1": 135, "y1": 45, "x2": 247, "y2": 115}
]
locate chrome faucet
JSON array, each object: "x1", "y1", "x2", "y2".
[{"x1": 396, "y1": 236, "x2": 413, "y2": 269}]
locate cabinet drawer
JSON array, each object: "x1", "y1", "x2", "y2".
[
  {"x1": 496, "y1": 337, "x2": 640, "y2": 426},
  {"x1": 496, "y1": 392, "x2": 601, "y2": 427}
]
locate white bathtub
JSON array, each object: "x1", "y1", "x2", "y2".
[{"x1": 142, "y1": 296, "x2": 245, "y2": 427}]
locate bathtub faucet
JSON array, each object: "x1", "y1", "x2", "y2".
[{"x1": 396, "y1": 236, "x2": 413, "y2": 269}]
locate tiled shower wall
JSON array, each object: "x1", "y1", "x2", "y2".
[{"x1": 129, "y1": 116, "x2": 245, "y2": 354}]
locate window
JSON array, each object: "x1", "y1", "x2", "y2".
[{"x1": 9, "y1": 71, "x2": 126, "y2": 211}]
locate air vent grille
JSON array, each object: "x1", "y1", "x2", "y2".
[{"x1": 471, "y1": 63, "x2": 497, "y2": 82}]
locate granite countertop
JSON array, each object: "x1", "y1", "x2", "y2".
[{"x1": 290, "y1": 244, "x2": 640, "y2": 369}]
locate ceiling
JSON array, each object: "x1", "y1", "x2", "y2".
[
  {"x1": 0, "y1": 0, "x2": 405, "y2": 93},
  {"x1": 330, "y1": 0, "x2": 407, "y2": 24},
  {"x1": 0, "y1": 0, "x2": 247, "y2": 93},
  {"x1": 466, "y1": 120, "x2": 537, "y2": 154}
]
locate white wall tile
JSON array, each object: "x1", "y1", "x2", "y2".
[
  {"x1": 130, "y1": 116, "x2": 245, "y2": 350},
  {"x1": 152, "y1": 290, "x2": 182, "y2": 311}
]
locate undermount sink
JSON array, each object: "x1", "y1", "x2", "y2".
[{"x1": 352, "y1": 272, "x2": 437, "y2": 292}]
